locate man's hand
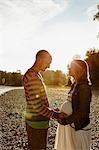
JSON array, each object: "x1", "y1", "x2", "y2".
[
  {"x1": 54, "y1": 108, "x2": 60, "y2": 112},
  {"x1": 57, "y1": 112, "x2": 68, "y2": 124},
  {"x1": 58, "y1": 112, "x2": 67, "y2": 119}
]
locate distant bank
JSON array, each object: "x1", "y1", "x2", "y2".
[{"x1": 0, "y1": 85, "x2": 23, "y2": 95}]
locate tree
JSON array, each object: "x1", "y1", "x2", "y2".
[
  {"x1": 42, "y1": 70, "x2": 55, "y2": 85},
  {"x1": 0, "y1": 71, "x2": 22, "y2": 86},
  {"x1": 53, "y1": 70, "x2": 66, "y2": 86},
  {"x1": 42, "y1": 70, "x2": 66, "y2": 86},
  {"x1": 85, "y1": 49, "x2": 99, "y2": 86}
]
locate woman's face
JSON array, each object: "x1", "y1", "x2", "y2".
[
  {"x1": 68, "y1": 66, "x2": 76, "y2": 79},
  {"x1": 68, "y1": 61, "x2": 84, "y2": 81}
]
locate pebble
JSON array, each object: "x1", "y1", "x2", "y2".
[{"x1": 0, "y1": 88, "x2": 99, "y2": 150}]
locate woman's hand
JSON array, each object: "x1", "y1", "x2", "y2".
[{"x1": 57, "y1": 112, "x2": 68, "y2": 125}]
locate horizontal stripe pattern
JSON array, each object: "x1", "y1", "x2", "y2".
[{"x1": 23, "y1": 68, "x2": 53, "y2": 121}]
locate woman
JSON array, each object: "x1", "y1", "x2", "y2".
[{"x1": 54, "y1": 59, "x2": 92, "y2": 150}]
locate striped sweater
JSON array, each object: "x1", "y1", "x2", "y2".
[{"x1": 23, "y1": 68, "x2": 53, "y2": 124}]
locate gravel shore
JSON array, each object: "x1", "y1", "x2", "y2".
[{"x1": 0, "y1": 88, "x2": 99, "y2": 150}]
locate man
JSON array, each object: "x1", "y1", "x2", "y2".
[{"x1": 23, "y1": 50, "x2": 65, "y2": 150}]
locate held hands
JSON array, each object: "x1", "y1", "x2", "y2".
[
  {"x1": 58, "y1": 112, "x2": 67, "y2": 119},
  {"x1": 54, "y1": 108, "x2": 60, "y2": 112},
  {"x1": 53, "y1": 108, "x2": 68, "y2": 125},
  {"x1": 57, "y1": 112, "x2": 68, "y2": 125}
]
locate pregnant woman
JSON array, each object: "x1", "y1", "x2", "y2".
[{"x1": 54, "y1": 59, "x2": 92, "y2": 150}]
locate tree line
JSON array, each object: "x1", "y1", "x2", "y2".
[
  {"x1": 86, "y1": 49, "x2": 99, "y2": 87},
  {"x1": 0, "y1": 70, "x2": 66, "y2": 87},
  {"x1": 0, "y1": 49, "x2": 99, "y2": 87},
  {"x1": 0, "y1": 71, "x2": 23, "y2": 86}
]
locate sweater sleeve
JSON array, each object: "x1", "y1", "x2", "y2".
[
  {"x1": 62, "y1": 84, "x2": 91, "y2": 125},
  {"x1": 23, "y1": 70, "x2": 54, "y2": 119}
]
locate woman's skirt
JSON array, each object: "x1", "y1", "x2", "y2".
[{"x1": 54, "y1": 101, "x2": 91, "y2": 150}]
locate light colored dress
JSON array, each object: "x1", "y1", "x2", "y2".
[{"x1": 54, "y1": 93, "x2": 91, "y2": 150}]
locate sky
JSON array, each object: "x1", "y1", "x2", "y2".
[{"x1": 0, "y1": 0, "x2": 99, "y2": 74}]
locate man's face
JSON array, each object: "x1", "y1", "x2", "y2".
[{"x1": 40, "y1": 56, "x2": 52, "y2": 71}]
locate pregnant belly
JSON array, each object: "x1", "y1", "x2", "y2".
[{"x1": 60, "y1": 100, "x2": 72, "y2": 115}]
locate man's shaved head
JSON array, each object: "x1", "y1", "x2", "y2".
[{"x1": 36, "y1": 50, "x2": 52, "y2": 60}]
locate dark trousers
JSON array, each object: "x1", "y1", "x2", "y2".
[{"x1": 26, "y1": 123, "x2": 48, "y2": 150}]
